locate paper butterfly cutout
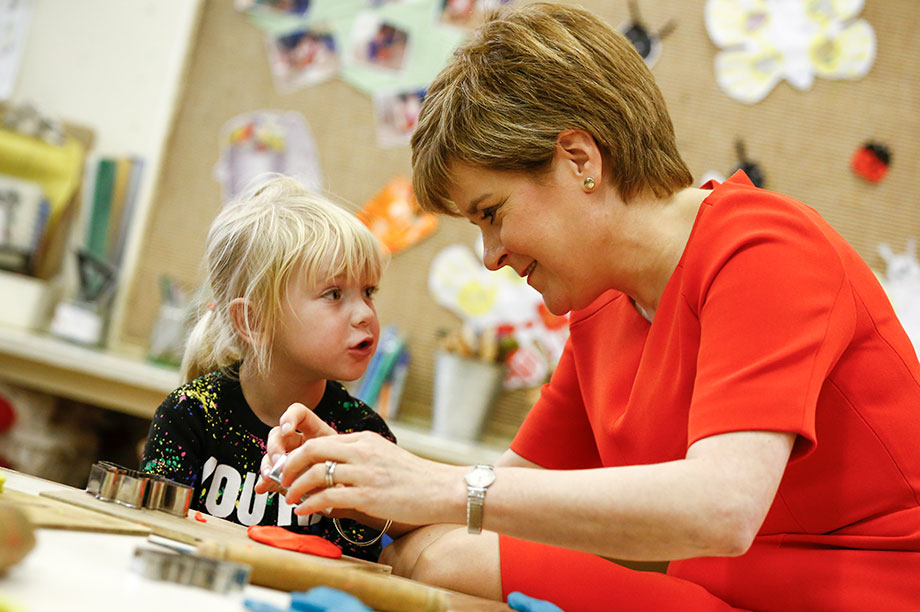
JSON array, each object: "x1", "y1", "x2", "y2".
[{"x1": 705, "y1": 0, "x2": 876, "y2": 104}]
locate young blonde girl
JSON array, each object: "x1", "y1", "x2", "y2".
[{"x1": 141, "y1": 175, "x2": 394, "y2": 561}]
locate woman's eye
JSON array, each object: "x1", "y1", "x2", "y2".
[{"x1": 480, "y1": 206, "x2": 498, "y2": 224}]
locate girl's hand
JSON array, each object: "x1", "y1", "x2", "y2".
[
  {"x1": 254, "y1": 402, "x2": 338, "y2": 495},
  {"x1": 278, "y1": 430, "x2": 467, "y2": 527}
]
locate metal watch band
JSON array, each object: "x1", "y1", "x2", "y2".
[{"x1": 466, "y1": 488, "x2": 487, "y2": 534}]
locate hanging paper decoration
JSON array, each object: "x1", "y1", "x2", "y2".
[
  {"x1": 618, "y1": 0, "x2": 676, "y2": 69},
  {"x1": 213, "y1": 110, "x2": 323, "y2": 203},
  {"x1": 698, "y1": 170, "x2": 726, "y2": 187},
  {"x1": 705, "y1": 0, "x2": 876, "y2": 104},
  {"x1": 878, "y1": 240, "x2": 920, "y2": 359},
  {"x1": 851, "y1": 141, "x2": 891, "y2": 183},
  {"x1": 356, "y1": 175, "x2": 437, "y2": 254}
]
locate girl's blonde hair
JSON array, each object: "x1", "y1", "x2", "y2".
[
  {"x1": 411, "y1": 2, "x2": 692, "y2": 214},
  {"x1": 181, "y1": 174, "x2": 387, "y2": 382}
]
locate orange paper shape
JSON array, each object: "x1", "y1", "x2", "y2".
[
  {"x1": 358, "y1": 175, "x2": 438, "y2": 254},
  {"x1": 247, "y1": 525, "x2": 343, "y2": 559}
]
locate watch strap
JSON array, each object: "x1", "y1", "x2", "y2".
[{"x1": 466, "y1": 487, "x2": 486, "y2": 534}]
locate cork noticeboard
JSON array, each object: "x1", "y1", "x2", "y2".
[{"x1": 119, "y1": 0, "x2": 920, "y2": 445}]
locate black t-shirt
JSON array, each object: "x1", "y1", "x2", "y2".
[{"x1": 141, "y1": 370, "x2": 395, "y2": 561}]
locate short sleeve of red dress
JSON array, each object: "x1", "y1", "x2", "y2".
[
  {"x1": 511, "y1": 334, "x2": 603, "y2": 469},
  {"x1": 684, "y1": 183, "x2": 858, "y2": 458}
]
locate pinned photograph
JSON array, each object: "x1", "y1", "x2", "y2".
[
  {"x1": 267, "y1": 26, "x2": 340, "y2": 91},
  {"x1": 372, "y1": 87, "x2": 426, "y2": 148},
  {"x1": 350, "y1": 12, "x2": 410, "y2": 73},
  {"x1": 440, "y1": 0, "x2": 512, "y2": 28},
  {"x1": 236, "y1": 0, "x2": 312, "y2": 16}
]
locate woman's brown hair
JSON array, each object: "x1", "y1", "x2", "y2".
[{"x1": 411, "y1": 2, "x2": 692, "y2": 215}]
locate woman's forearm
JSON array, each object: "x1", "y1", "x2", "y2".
[{"x1": 472, "y1": 431, "x2": 794, "y2": 561}]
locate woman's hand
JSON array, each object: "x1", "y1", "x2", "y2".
[
  {"x1": 254, "y1": 402, "x2": 337, "y2": 495},
  {"x1": 278, "y1": 430, "x2": 467, "y2": 527}
]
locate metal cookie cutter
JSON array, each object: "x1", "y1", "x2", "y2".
[
  {"x1": 266, "y1": 454, "x2": 337, "y2": 515},
  {"x1": 85, "y1": 462, "x2": 193, "y2": 516},
  {"x1": 132, "y1": 547, "x2": 250, "y2": 594},
  {"x1": 265, "y1": 454, "x2": 309, "y2": 502},
  {"x1": 265, "y1": 454, "x2": 289, "y2": 493}
]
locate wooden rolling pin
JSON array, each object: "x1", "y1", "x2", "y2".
[
  {"x1": 197, "y1": 539, "x2": 448, "y2": 612},
  {"x1": 0, "y1": 504, "x2": 36, "y2": 573}
]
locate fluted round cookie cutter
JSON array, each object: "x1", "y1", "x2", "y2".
[{"x1": 85, "y1": 462, "x2": 193, "y2": 516}]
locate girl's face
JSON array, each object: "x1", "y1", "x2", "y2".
[
  {"x1": 447, "y1": 162, "x2": 615, "y2": 316},
  {"x1": 271, "y1": 261, "x2": 380, "y2": 383}
]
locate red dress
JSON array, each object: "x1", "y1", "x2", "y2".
[{"x1": 502, "y1": 171, "x2": 920, "y2": 611}]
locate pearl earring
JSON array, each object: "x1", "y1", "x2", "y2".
[{"x1": 583, "y1": 177, "x2": 596, "y2": 191}]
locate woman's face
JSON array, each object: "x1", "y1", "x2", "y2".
[{"x1": 447, "y1": 161, "x2": 615, "y2": 315}]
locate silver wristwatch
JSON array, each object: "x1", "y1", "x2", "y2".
[{"x1": 464, "y1": 464, "x2": 495, "y2": 535}]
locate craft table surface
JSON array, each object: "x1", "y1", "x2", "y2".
[{"x1": 0, "y1": 468, "x2": 512, "y2": 612}]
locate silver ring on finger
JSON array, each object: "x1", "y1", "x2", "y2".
[{"x1": 324, "y1": 460, "x2": 337, "y2": 488}]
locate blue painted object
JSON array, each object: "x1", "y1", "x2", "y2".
[
  {"x1": 508, "y1": 591, "x2": 565, "y2": 612},
  {"x1": 290, "y1": 587, "x2": 373, "y2": 612},
  {"x1": 243, "y1": 598, "x2": 287, "y2": 612}
]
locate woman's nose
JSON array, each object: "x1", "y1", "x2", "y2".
[{"x1": 481, "y1": 233, "x2": 508, "y2": 271}]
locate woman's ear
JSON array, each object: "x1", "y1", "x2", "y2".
[
  {"x1": 555, "y1": 130, "x2": 603, "y2": 184},
  {"x1": 228, "y1": 297, "x2": 263, "y2": 348}
]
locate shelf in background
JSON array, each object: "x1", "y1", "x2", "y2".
[
  {"x1": 0, "y1": 324, "x2": 505, "y2": 465},
  {"x1": 0, "y1": 324, "x2": 178, "y2": 419}
]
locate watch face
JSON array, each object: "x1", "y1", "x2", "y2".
[{"x1": 465, "y1": 465, "x2": 495, "y2": 488}]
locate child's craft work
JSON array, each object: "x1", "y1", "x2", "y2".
[
  {"x1": 356, "y1": 176, "x2": 437, "y2": 254},
  {"x1": 214, "y1": 110, "x2": 322, "y2": 203},
  {"x1": 877, "y1": 240, "x2": 920, "y2": 360},
  {"x1": 705, "y1": 0, "x2": 875, "y2": 104},
  {"x1": 618, "y1": 0, "x2": 676, "y2": 69},
  {"x1": 851, "y1": 142, "x2": 891, "y2": 183},
  {"x1": 428, "y1": 243, "x2": 569, "y2": 389}
]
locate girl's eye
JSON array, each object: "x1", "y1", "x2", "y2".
[
  {"x1": 364, "y1": 286, "x2": 379, "y2": 299},
  {"x1": 480, "y1": 205, "x2": 499, "y2": 225},
  {"x1": 323, "y1": 289, "x2": 342, "y2": 300}
]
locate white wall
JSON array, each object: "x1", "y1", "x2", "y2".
[{"x1": 10, "y1": 0, "x2": 203, "y2": 348}]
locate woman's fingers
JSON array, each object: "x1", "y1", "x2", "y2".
[
  {"x1": 257, "y1": 403, "x2": 341, "y2": 493},
  {"x1": 281, "y1": 431, "x2": 373, "y2": 482},
  {"x1": 292, "y1": 478, "x2": 365, "y2": 516},
  {"x1": 284, "y1": 460, "x2": 332, "y2": 504},
  {"x1": 278, "y1": 432, "x2": 466, "y2": 526},
  {"x1": 280, "y1": 402, "x2": 338, "y2": 439}
]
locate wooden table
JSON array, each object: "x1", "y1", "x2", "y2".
[{"x1": 0, "y1": 468, "x2": 511, "y2": 612}]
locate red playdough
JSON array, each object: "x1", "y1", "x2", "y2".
[{"x1": 247, "y1": 525, "x2": 342, "y2": 559}]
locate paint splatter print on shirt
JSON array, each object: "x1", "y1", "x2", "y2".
[{"x1": 141, "y1": 370, "x2": 395, "y2": 561}]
